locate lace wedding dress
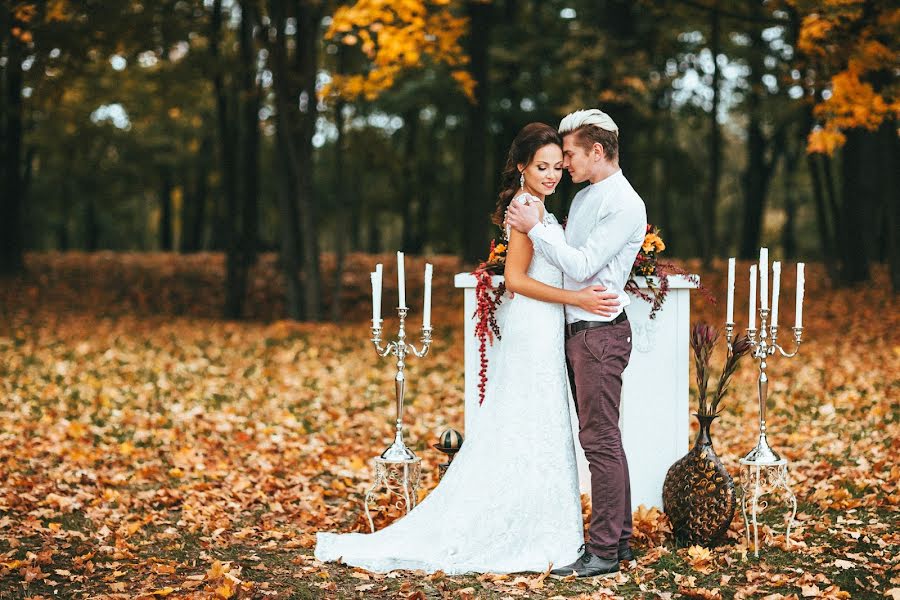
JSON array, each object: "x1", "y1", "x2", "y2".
[{"x1": 315, "y1": 203, "x2": 584, "y2": 574}]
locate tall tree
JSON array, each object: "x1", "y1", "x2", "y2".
[
  {"x1": 0, "y1": 5, "x2": 27, "y2": 275},
  {"x1": 702, "y1": 0, "x2": 721, "y2": 265},
  {"x1": 268, "y1": 0, "x2": 304, "y2": 319},
  {"x1": 210, "y1": 0, "x2": 261, "y2": 319},
  {"x1": 294, "y1": 0, "x2": 324, "y2": 321},
  {"x1": 460, "y1": 0, "x2": 493, "y2": 264},
  {"x1": 737, "y1": 3, "x2": 788, "y2": 259}
]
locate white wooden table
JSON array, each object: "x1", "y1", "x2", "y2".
[{"x1": 454, "y1": 273, "x2": 698, "y2": 510}]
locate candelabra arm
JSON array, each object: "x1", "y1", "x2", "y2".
[
  {"x1": 772, "y1": 326, "x2": 803, "y2": 358},
  {"x1": 725, "y1": 322, "x2": 735, "y2": 353},
  {"x1": 407, "y1": 328, "x2": 434, "y2": 358},
  {"x1": 371, "y1": 324, "x2": 395, "y2": 357}
]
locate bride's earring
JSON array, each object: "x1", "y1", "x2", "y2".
[{"x1": 519, "y1": 172, "x2": 525, "y2": 189}]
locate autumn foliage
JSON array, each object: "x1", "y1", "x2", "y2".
[
  {"x1": 322, "y1": 0, "x2": 476, "y2": 102},
  {"x1": 0, "y1": 253, "x2": 897, "y2": 597},
  {"x1": 791, "y1": 0, "x2": 900, "y2": 154}
]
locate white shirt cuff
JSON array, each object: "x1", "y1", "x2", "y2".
[{"x1": 527, "y1": 222, "x2": 548, "y2": 240}]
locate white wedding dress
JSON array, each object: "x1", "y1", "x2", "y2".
[{"x1": 315, "y1": 206, "x2": 584, "y2": 574}]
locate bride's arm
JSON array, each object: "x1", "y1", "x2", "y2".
[{"x1": 504, "y1": 221, "x2": 616, "y2": 314}]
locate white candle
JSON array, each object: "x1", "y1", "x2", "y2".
[
  {"x1": 795, "y1": 263, "x2": 805, "y2": 328},
  {"x1": 375, "y1": 263, "x2": 383, "y2": 317},
  {"x1": 771, "y1": 261, "x2": 781, "y2": 327},
  {"x1": 423, "y1": 263, "x2": 433, "y2": 329},
  {"x1": 749, "y1": 265, "x2": 757, "y2": 330},
  {"x1": 759, "y1": 247, "x2": 768, "y2": 310},
  {"x1": 726, "y1": 257, "x2": 735, "y2": 324},
  {"x1": 370, "y1": 270, "x2": 381, "y2": 327},
  {"x1": 397, "y1": 251, "x2": 406, "y2": 309}
]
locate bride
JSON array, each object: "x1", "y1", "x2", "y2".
[{"x1": 315, "y1": 123, "x2": 619, "y2": 574}]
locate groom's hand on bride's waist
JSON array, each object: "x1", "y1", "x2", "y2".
[
  {"x1": 506, "y1": 201, "x2": 541, "y2": 233},
  {"x1": 576, "y1": 286, "x2": 620, "y2": 316}
]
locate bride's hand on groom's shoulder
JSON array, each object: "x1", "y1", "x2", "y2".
[{"x1": 575, "y1": 286, "x2": 619, "y2": 316}]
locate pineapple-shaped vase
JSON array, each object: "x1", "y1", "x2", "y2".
[{"x1": 662, "y1": 414, "x2": 736, "y2": 546}]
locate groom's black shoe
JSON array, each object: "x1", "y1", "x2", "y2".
[
  {"x1": 618, "y1": 546, "x2": 635, "y2": 563},
  {"x1": 551, "y1": 547, "x2": 619, "y2": 578}
]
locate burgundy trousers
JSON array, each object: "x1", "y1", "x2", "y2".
[{"x1": 565, "y1": 319, "x2": 633, "y2": 559}]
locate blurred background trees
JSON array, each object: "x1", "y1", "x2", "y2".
[{"x1": 1, "y1": 0, "x2": 897, "y2": 318}]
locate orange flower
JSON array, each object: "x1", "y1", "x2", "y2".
[{"x1": 643, "y1": 233, "x2": 665, "y2": 253}]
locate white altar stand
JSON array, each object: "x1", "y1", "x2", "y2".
[{"x1": 454, "y1": 273, "x2": 698, "y2": 511}]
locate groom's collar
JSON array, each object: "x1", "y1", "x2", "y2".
[{"x1": 587, "y1": 168, "x2": 623, "y2": 190}]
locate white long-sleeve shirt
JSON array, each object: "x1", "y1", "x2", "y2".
[{"x1": 527, "y1": 169, "x2": 647, "y2": 324}]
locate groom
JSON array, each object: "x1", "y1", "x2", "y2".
[{"x1": 507, "y1": 109, "x2": 647, "y2": 577}]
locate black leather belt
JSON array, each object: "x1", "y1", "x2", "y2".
[{"x1": 566, "y1": 312, "x2": 628, "y2": 338}]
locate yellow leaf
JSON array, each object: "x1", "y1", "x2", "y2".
[
  {"x1": 216, "y1": 581, "x2": 235, "y2": 599},
  {"x1": 206, "y1": 560, "x2": 227, "y2": 580}
]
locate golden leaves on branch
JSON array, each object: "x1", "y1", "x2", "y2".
[
  {"x1": 791, "y1": 0, "x2": 900, "y2": 154},
  {"x1": 322, "y1": 0, "x2": 474, "y2": 102}
]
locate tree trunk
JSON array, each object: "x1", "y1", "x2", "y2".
[
  {"x1": 238, "y1": 0, "x2": 260, "y2": 279},
  {"x1": 181, "y1": 137, "x2": 210, "y2": 253},
  {"x1": 367, "y1": 211, "x2": 381, "y2": 254},
  {"x1": 269, "y1": 0, "x2": 304, "y2": 319},
  {"x1": 782, "y1": 139, "x2": 799, "y2": 260},
  {"x1": 702, "y1": 1, "x2": 721, "y2": 266},
  {"x1": 0, "y1": 12, "x2": 24, "y2": 275},
  {"x1": 331, "y1": 96, "x2": 349, "y2": 322},
  {"x1": 276, "y1": 152, "x2": 304, "y2": 319},
  {"x1": 84, "y1": 197, "x2": 99, "y2": 252},
  {"x1": 461, "y1": 0, "x2": 493, "y2": 264},
  {"x1": 738, "y1": 25, "x2": 767, "y2": 260},
  {"x1": 401, "y1": 109, "x2": 418, "y2": 252},
  {"x1": 159, "y1": 169, "x2": 173, "y2": 251},
  {"x1": 415, "y1": 120, "x2": 436, "y2": 254},
  {"x1": 886, "y1": 129, "x2": 900, "y2": 292},
  {"x1": 349, "y1": 135, "x2": 364, "y2": 252},
  {"x1": 211, "y1": 0, "x2": 243, "y2": 317},
  {"x1": 836, "y1": 128, "x2": 872, "y2": 285},
  {"x1": 294, "y1": 0, "x2": 323, "y2": 320},
  {"x1": 58, "y1": 178, "x2": 71, "y2": 251}
]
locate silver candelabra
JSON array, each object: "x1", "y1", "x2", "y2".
[
  {"x1": 726, "y1": 309, "x2": 803, "y2": 465},
  {"x1": 727, "y1": 307, "x2": 803, "y2": 556},
  {"x1": 371, "y1": 307, "x2": 434, "y2": 461}
]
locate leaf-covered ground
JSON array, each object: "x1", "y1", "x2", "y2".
[{"x1": 0, "y1": 254, "x2": 897, "y2": 599}]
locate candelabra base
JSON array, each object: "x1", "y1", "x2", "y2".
[
  {"x1": 741, "y1": 433, "x2": 783, "y2": 465},
  {"x1": 363, "y1": 457, "x2": 422, "y2": 533},
  {"x1": 380, "y1": 436, "x2": 417, "y2": 461},
  {"x1": 739, "y1": 459, "x2": 797, "y2": 558}
]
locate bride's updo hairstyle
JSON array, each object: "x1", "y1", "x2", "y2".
[{"x1": 491, "y1": 122, "x2": 562, "y2": 227}]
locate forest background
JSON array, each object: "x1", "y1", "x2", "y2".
[{"x1": 1, "y1": 0, "x2": 897, "y2": 322}]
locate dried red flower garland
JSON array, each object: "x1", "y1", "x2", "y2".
[{"x1": 471, "y1": 239, "x2": 507, "y2": 405}]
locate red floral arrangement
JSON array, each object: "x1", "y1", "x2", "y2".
[
  {"x1": 625, "y1": 224, "x2": 713, "y2": 319},
  {"x1": 471, "y1": 239, "x2": 507, "y2": 405}
]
